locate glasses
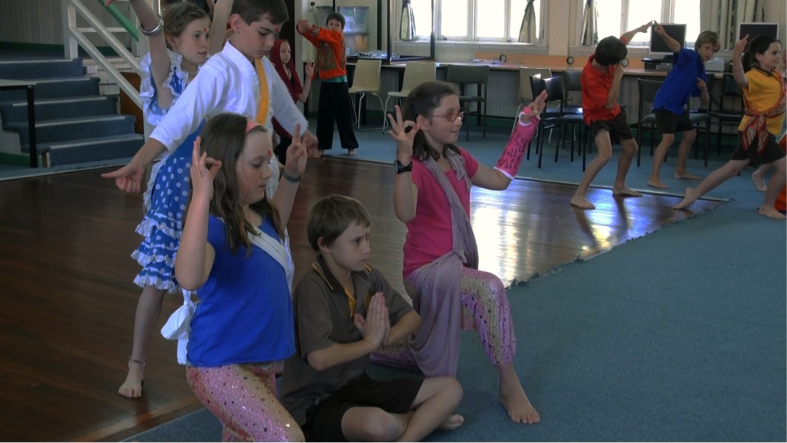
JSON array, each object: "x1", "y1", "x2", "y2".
[{"x1": 431, "y1": 108, "x2": 467, "y2": 122}]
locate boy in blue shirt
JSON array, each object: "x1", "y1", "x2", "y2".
[{"x1": 648, "y1": 26, "x2": 719, "y2": 189}]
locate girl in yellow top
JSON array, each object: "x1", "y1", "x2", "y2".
[{"x1": 674, "y1": 35, "x2": 786, "y2": 219}]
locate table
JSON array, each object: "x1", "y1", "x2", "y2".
[{"x1": 0, "y1": 79, "x2": 38, "y2": 168}]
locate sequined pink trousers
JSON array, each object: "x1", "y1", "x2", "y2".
[
  {"x1": 186, "y1": 364, "x2": 304, "y2": 442},
  {"x1": 372, "y1": 267, "x2": 516, "y2": 372}
]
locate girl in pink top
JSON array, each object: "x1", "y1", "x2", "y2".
[{"x1": 383, "y1": 81, "x2": 546, "y2": 424}]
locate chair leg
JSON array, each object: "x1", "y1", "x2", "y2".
[
  {"x1": 704, "y1": 120, "x2": 711, "y2": 167},
  {"x1": 537, "y1": 124, "x2": 545, "y2": 168}
]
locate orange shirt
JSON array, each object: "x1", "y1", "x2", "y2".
[
  {"x1": 298, "y1": 25, "x2": 347, "y2": 81},
  {"x1": 580, "y1": 54, "x2": 621, "y2": 125}
]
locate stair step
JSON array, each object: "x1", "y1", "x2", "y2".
[
  {"x1": 0, "y1": 95, "x2": 119, "y2": 123},
  {"x1": 0, "y1": 59, "x2": 84, "y2": 80},
  {"x1": 0, "y1": 77, "x2": 100, "y2": 101},
  {"x1": 40, "y1": 134, "x2": 144, "y2": 166},
  {"x1": 8, "y1": 115, "x2": 138, "y2": 146}
]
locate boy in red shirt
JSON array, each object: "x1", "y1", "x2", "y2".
[
  {"x1": 297, "y1": 12, "x2": 360, "y2": 157},
  {"x1": 572, "y1": 23, "x2": 652, "y2": 209}
]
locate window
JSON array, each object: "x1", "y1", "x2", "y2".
[
  {"x1": 593, "y1": 0, "x2": 701, "y2": 45},
  {"x1": 410, "y1": 0, "x2": 544, "y2": 43}
]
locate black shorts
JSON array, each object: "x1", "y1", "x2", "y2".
[
  {"x1": 590, "y1": 110, "x2": 634, "y2": 144},
  {"x1": 730, "y1": 131, "x2": 786, "y2": 166},
  {"x1": 303, "y1": 373, "x2": 423, "y2": 442},
  {"x1": 654, "y1": 109, "x2": 694, "y2": 134}
]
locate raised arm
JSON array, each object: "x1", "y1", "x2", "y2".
[
  {"x1": 620, "y1": 21, "x2": 652, "y2": 45},
  {"x1": 271, "y1": 125, "x2": 308, "y2": 227},
  {"x1": 298, "y1": 61, "x2": 314, "y2": 102},
  {"x1": 652, "y1": 23, "x2": 682, "y2": 53},
  {"x1": 732, "y1": 36, "x2": 749, "y2": 88},
  {"x1": 109, "y1": 0, "x2": 174, "y2": 109},
  {"x1": 388, "y1": 105, "x2": 420, "y2": 223},
  {"x1": 175, "y1": 138, "x2": 221, "y2": 290},
  {"x1": 209, "y1": 0, "x2": 233, "y2": 55}
]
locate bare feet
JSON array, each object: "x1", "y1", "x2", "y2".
[
  {"x1": 758, "y1": 206, "x2": 787, "y2": 219},
  {"x1": 612, "y1": 186, "x2": 643, "y2": 197},
  {"x1": 348, "y1": 149, "x2": 357, "y2": 156},
  {"x1": 751, "y1": 170, "x2": 767, "y2": 192},
  {"x1": 570, "y1": 194, "x2": 595, "y2": 210},
  {"x1": 437, "y1": 414, "x2": 464, "y2": 431},
  {"x1": 118, "y1": 358, "x2": 145, "y2": 398},
  {"x1": 647, "y1": 179, "x2": 669, "y2": 189},
  {"x1": 674, "y1": 171, "x2": 702, "y2": 180},
  {"x1": 500, "y1": 384, "x2": 540, "y2": 424},
  {"x1": 312, "y1": 149, "x2": 324, "y2": 159},
  {"x1": 672, "y1": 187, "x2": 698, "y2": 210}
]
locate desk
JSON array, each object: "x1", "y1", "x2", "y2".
[{"x1": 0, "y1": 79, "x2": 37, "y2": 168}]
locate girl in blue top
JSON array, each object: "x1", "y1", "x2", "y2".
[
  {"x1": 107, "y1": 0, "x2": 227, "y2": 399},
  {"x1": 176, "y1": 113, "x2": 308, "y2": 441}
]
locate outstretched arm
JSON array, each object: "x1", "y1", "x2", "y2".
[
  {"x1": 652, "y1": 23, "x2": 681, "y2": 53},
  {"x1": 620, "y1": 21, "x2": 652, "y2": 45}
]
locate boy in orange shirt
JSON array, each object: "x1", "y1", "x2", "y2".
[
  {"x1": 572, "y1": 23, "x2": 652, "y2": 209},
  {"x1": 297, "y1": 12, "x2": 360, "y2": 157}
]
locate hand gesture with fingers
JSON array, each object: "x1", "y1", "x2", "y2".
[
  {"x1": 521, "y1": 90, "x2": 547, "y2": 124},
  {"x1": 387, "y1": 105, "x2": 420, "y2": 159},
  {"x1": 637, "y1": 22, "x2": 653, "y2": 33},
  {"x1": 304, "y1": 60, "x2": 315, "y2": 78},
  {"x1": 189, "y1": 136, "x2": 222, "y2": 204},
  {"x1": 297, "y1": 19, "x2": 310, "y2": 34},
  {"x1": 733, "y1": 35, "x2": 749, "y2": 59},
  {"x1": 284, "y1": 124, "x2": 308, "y2": 179},
  {"x1": 101, "y1": 161, "x2": 147, "y2": 194}
]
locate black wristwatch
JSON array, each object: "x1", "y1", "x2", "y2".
[{"x1": 394, "y1": 159, "x2": 413, "y2": 174}]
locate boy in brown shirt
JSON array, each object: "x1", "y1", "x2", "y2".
[{"x1": 280, "y1": 195, "x2": 463, "y2": 441}]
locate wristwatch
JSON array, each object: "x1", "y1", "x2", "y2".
[{"x1": 394, "y1": 159, "x2": 413, "y2": 174}]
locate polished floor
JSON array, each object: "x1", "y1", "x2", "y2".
[{"x1": 0, "y1": 158, "x2": 722, "y2": 441}]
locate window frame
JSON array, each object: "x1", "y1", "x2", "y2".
[
  {"x1": 588, "y1": 0, "x2": 700, "y2": 47},
  {"x1": 409, "y1": 0, "x2": 548, "y2": 44}
]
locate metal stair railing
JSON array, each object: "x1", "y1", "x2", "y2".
[{"x1": 62, "y1": 0, "x2": 146, "y2": 110}]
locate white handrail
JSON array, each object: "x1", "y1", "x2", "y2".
[{"x1": 62, "y1": 0, "x2": 143, "y2": 110}]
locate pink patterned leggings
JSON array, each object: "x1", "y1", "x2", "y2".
[
  {"x1": 186, "y1": 363, "x2": 304, "y2": 442},
  {"x1": 371, "y1": 266, "x2": 516, "y2": 370}
]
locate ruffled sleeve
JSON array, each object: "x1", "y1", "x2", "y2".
[{"x1": 139, "y1": 50, "x2": 191, "y2": 126}]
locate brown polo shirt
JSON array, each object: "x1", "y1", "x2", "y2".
[{"x1": 280, "y1": 255, "x2": 414, "y2": 426}]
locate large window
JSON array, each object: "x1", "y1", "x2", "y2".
[
  {"x1": 410, "y1": 0, "x2": 543, "y2": 43},
  {"x1": 594, "y1": 0, "x2": 701, "y2": 45}
]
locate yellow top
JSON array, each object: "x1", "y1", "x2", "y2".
[{"x1": 738, "y1": 69, "x2": 785, "y2": 136}]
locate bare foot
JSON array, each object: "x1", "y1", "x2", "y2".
[
  {"x1": 312, "y1": 149, "x2": 324, "y2": 159},
  {"x1": 438, "y1": 414, "x2": 464, "y2": 431},
  {"x1": 758, "y1": 206, "x2": 787, "y2": 219},
  {"x1": 647, "y1": 179, "x2": 669, "y2": 189},
  {"x1": 674, "y1": 171, "x2": 702, "y2": 180},
  {"x1": 348, "y1": 149, "x2": 357, "y2": 156},
  {"x1": 751, "y1": 171, "x2": 767, "y2": 192},
  {"x1": 500, "y1": 385, "x2": 540, "y2": 424},
  {"x1": 118, "y1": 358, "x2": 145, "y2": 398},
  {"x1": 570, "y1": 195, "x2": 595, "y2": 210},
  {"x1": 673, "y1": 187, "x2": 698, "y2": 210},
  {"x1": 612, "y1": 186, "x2": 642, "y2": 197}
]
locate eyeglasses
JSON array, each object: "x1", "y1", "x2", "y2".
[{"x1": 431, "y1": 108, "x2": 467, "y2": 122}]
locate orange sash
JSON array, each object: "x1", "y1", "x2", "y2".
[{"x1": 254, "y1": 58, "x2": 269, "y2": 125}]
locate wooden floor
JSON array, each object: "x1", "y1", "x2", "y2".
[{"x1": 0, "y1": 158, "x2": 722, "y2": 441}]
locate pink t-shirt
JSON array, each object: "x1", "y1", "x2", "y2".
[{"x1": 402, "y1": 148, "x2": 479, "y2": 278}]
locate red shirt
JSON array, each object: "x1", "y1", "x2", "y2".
[{"x1": 580, "y1": 54, "x2": 621, "y2": 125}]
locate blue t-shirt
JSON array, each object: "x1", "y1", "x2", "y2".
[
  {"x1": 652, "y1": 47, "x2": 707, "y2": 116},
  {"x1": 187, "y1": 215, "x2": 295, "y2": 367}
]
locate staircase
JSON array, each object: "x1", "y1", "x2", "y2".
[{"x1": 0, "y1": 58, "x2": 143, "y2": 167}]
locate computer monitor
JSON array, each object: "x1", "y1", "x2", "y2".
[
  {"x1": 650, "y1": 23, "x2": 687, "y2": 59},
  {"x1": 737, "y1": 22, "x2": 779, "y2": 42}
]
